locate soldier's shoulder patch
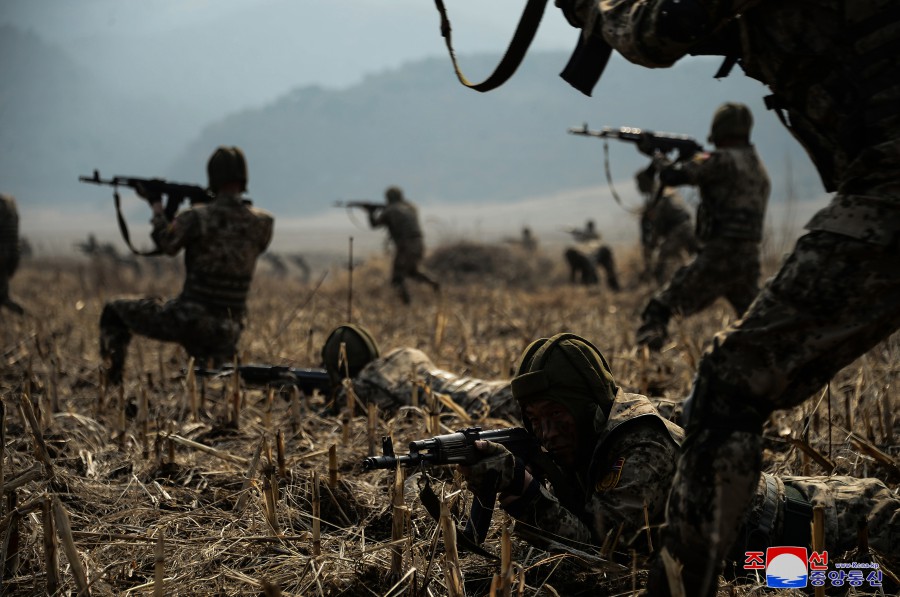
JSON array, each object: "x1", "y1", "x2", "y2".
[{"x1": 595, "y1": 456, "x2": 626, "y2": 493}]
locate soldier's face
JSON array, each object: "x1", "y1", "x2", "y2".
[{"x1": 523, "y1": 399, "x2": 579, "y2": 469}]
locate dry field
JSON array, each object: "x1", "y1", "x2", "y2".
[{"x1": 0, "y1": 242, "x2": 897, "y2": 596}]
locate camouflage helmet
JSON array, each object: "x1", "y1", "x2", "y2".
[
  {"x1": 207, "y1": 146, "x2": 248, "y2": 193},
  {"x1": 511, "y1": 333, "x2": 618, "y2": 437},
  {"x1": 385, "y1": 186, "x2": 404, "y2": 203},
  {"x1": 321, "y1": 324, "x2": 381, "y2": 386},
  {"x1": 709, "y1": 102, "x2": 753, "y2": 144}
]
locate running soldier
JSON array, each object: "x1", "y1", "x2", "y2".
[
  {"x1": 99, "y1": 146, "x2": 273, "y2": 384},
  {"x1": 0, "y1": 193, "x2": 24, "y2": 315},
  {"x1": 550, "y1": 1, "x2": 900, "y2": 594},
  {"x1": 636, "y1": 163, "x2": 697, "y2": 285},
  {"x1": 366, "y1": 186, "x2": 439, "y2": 305},
  {"x1": 636, "y1": 103, "x2": 770, "y2": 350}
]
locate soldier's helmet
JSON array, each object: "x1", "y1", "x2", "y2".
[
  {"x1": 709, "y1": 102, "x2": 753, "y2": 144},
  {"x1": 207, "y1": 146, "x2": 248, "y2": 193},
  {"x1": 321, "y1": 324, "x2": 381, "y2": 387},
  {"x1": 385, "y1": 186, "x2": 404, "y2": 204},
  {"x1": 511, "y1": 333, "x2": 618, "y2": 438}
]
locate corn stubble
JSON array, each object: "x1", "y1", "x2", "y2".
[{"x1": 0, "y1": 246, "x2": 896, "y2": 596}]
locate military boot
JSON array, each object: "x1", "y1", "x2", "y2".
[{"x1": 636, "y1": 299, "x2": 671, "y2": 351}]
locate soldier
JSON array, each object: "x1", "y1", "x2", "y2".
[
  {"x1": 365, "y1": 186, "x2": 439, "y2": 305},
  {"x1": 504, "y1": 226, "x2": 538, "y2": 253},
  {"x1": 0, "y1": 193, "x2": 24, "y2": 315},
  {"x1": 551, "y1": 2, "x2": 900, "y2": 594},
  {"x1": 321, "y1": 324, "x2": 519, "y2": 421},
  {"x1": 456, "y1": 334, "x2": 900, "y2": 577},
  {"x1": 459, "y1": 333, "x2": 684, "y2": 551},
  {"x1": 99, "y1": 146, "x2": 273, "y2": 385},
  {"x1": 636, "y1": 163, "x2": 697, "y2": 285},
  {"x1": 635, "y1": 103, "x2": 770, "y2": 350},
  {"x1": 564, "y1": 220, "x2": 620, "y2": 290}
]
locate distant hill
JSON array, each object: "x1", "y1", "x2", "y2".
[{"x1": 1, "y1": 24, "x2": 824, "y2": 218}]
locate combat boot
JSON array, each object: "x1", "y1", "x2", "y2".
[{"x1": 636, "y1": 299, "x2": 671, "y2": 351}]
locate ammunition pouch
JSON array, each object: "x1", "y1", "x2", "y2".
[
  {"x1": 732, "y1": 474, "x2": 812, "y2": 558},
  {"x1": 696, "y1": 205, "x2": 763, "y2": 243}
]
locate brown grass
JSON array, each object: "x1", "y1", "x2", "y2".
[{"x1": 0, "y1": 245, "x2": 897, "y2": 596}]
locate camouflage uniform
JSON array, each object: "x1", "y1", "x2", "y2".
[
  {"x1": 100, "y1": 191, "x2": 273, "y2": 383},
  {"x1": 349, "y1": 346, "x2": 519, "y2": 421},
  {"x1": 369, "y1": 187, "x2": 439, "y2": 304},
  {"x1": 566, "y1": 221, "x2": 619, "y2": 289},
  {"x1": 730, "y1": 473, "x2": 900, "y2": 572},
  {"x1": 513, "y1": 391, "x2": 683, "y2": 550},
  {"x1": 565, "y1": 1, "x2": 900, "y2": 594},
  {"x1": 637, "y1": 141, "x2": 770, "y2": 349},
  {"x1": 0, "y1": 194, "x2": 23, "y2": 314},
  {"x1": 640, "y1": 188, "x2": 697, "y2": 284},
  {"x1": 462, "y1": 334, "x2": 682, "y2": 552}
]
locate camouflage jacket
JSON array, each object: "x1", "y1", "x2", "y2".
[
  {"x1": 151, "y1": 192, "x2": 274, "y2": 312},
  {"x1": 591, "y1": 0, "x2": 900, "y2": 245},
  {"x1": 372, "y1": 200, "x2": 423, "y2": 247},
  {"x1": 665, "y1": 147, "x2": 770, "y2": 243},
  {"x1": 508, "y1": 392, "x2": 683, "y2": 551},
  {"x1": 642, "y1": 188, "x2": 692, "y2": 247}
]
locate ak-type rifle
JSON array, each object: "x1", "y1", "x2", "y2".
[
  {"x1": 568, "y1": 124, "x2": 703, "y2": 162},
  {"x1": 363, "y1": 427, "x2": 567, "y2": 548},
  {"x1": 334, "y1": 200, "x2": 384, "y2": 211},
  {"x1": 79, "y1": 170, "x2": 214, "y2": 255}
]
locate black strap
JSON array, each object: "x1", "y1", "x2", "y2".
[
  {"x1": 432, "y1": 0, "x2": 548, "y2": 92},
  {"x1": 418, "y1": 473, "x2": 499, "y2": 560},
  {"x1": 113, "y1": 187, "x2": 162, "y2": 257}
]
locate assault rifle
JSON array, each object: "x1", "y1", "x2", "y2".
[
  {"x1": 79, "y1": 170, "x2": 217, "y2": 255},
  {"x1": 334, "y1": 200, "x2": 384, "y2": 211},
  {"x1": 79, "y1": 170, "x2": 212, "y2": 222},
  {"x1": 363, "y1": 427, "x2": 568, "y2": 548},
  {"x1": 568, "y1": 124, "x2": 703, "y2": 162},
  {"x1": 194, "y1": 364, "x2": 331, "y2": 396}
]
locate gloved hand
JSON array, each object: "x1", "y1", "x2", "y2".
[
  {"x1": 458, "y1": 440, "x2": 533, "y2": 497},
  {"x1": 134, "y1": 182, "x2": 163, "y2": 206}
]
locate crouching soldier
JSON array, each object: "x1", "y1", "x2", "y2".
[{"x1": 99, "y1": 146, "x2": 274, "y2": 384}]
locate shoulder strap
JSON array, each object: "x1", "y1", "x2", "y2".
[
  {"x1": 114, "y1": 188, "x2": 162, "y2": 257},
  {"x1": 432, "y1": 0, "x2": 548, "y2": 92}
]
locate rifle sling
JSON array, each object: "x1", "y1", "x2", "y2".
[
  {"x1": 432, "y1": 0, "x2": 547, "y2": 92},
  {"x1": 114, "y1": 188, "x2": 163, "y2": 257},
  {"x1": 418, "y1": 473, "x2": 499, "y2": 560}
]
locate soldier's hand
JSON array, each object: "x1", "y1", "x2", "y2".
[
  {"x1": 135, "y1": 182, "x2": 162, "y2": 205},
  {"x1": 458, "y1": 440, "x2": 533, "y2": 497}
]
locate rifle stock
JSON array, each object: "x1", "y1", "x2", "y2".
[{"x1": 194, "y1": 364, "x2": 331, "y2": 396}]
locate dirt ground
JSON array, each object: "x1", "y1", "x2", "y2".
[{"x1": 0, "y1": 242, "x2": 897, "y2": 596}]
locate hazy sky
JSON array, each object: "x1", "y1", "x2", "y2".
[{"x1": 1, "y1": 0, "x2": 579, "y2": 90}]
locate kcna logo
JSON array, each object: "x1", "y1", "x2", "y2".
[{"x1": 744, "y1": 547, "x2": 828, "y2": 588}]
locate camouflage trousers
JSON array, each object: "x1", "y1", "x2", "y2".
[
  {"x1": 648, "y1": 237, "x2": 760, "y2": 320},
  {"x1": 100, "y1": 295, "x2": 244, "y2": 383},
  {"x1": 392, "y1": 238, "x2": 439, "y2": 303},
  {"x1": 655, "y1": 230, "x2": 900, "y2": 596},
  {"x1": 650, "y1": 221, "x2": 698, "y2": 284},
  {"x1": 349, "y1": 347, "x2": 517, "y2": 421}
]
